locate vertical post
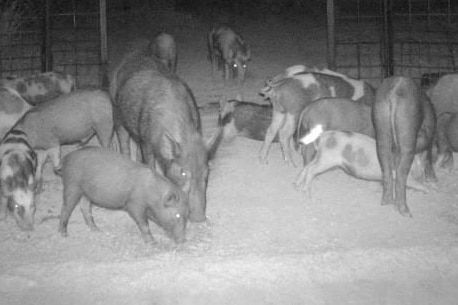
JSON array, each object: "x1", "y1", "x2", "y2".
[
  {"x1": 383, "y1": 0, "x2": 394, "y2": 77},
  {"x1": 327, "y1": 0, "x2": 336, "y2": 70},
  {"x1": 42, "y1": 0, "x2": 52, "y2": 72},
  {"x1": 99, "y1": 0, "x2": 108, "y2": 88}
]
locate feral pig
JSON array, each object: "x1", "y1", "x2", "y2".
[
  {"x1": 219, "y1": 98, "x2": 275, "y2": 142},
  {"x1": 150, "y1": 32, "x2": 178, "y2": 73},
  {"x1": 259, "y1": 72, "x2": 363, "y2": 166},
  {"x1": 294, "y1": 129, "x2": 428, "y2": 200},
  {"x1": 426, "y1": 73, "x2": 458, "y2": 116},
  {"x1": 11, "y1": 89, "x2": 114, "y2": 186},
  {"x1": 111, "y1": 42, "x2": 222, "y2": 223},
  {"x1": 298, "y1": 97, "x2": 375, "y2": 165},
  {"x1": 435, "y1": 112, "x2": 458, "y2": 170},
  {"x1": 0, "y1": 71, "x2": 75, "y2": 106},
  {"x1": 372, "y1": 76, "x2": 436, "y2": 217},
  {"x1": 264, "y1": 64, "x2": 376, "y2": 105},
  {"x1": 59, "y1": 147, "x2": 189, "y2": 243},
  {"x1": 0, "y1": 130, "x2": 37, "y2": 231},
  {"x1": 208, "y1": 25, "x2": 251, "y2": 83}
]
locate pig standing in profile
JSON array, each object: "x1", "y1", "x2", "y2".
[
  {"x1": 59, "y1": 147, "x2": 189, "y2": 244},
  {"x1": 207, "y1": 25, "x2": 251, "y2": 83},
  {"x1": 294, "y1": 128, "x2": 429, "y2": 199}
]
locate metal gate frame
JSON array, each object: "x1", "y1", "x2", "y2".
[
  {"x1": 327, "y1": 0, "x2": 458, "y2": 84},
  {"x1": 0, "y1": 0, "x2": 107, "y2": 88}
]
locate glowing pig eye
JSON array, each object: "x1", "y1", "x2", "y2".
[
  {"x1": 180, "y1": 169, "x2": 187, "y2": 177},
  {"x1": 233, "y1": 63, "x2": 238, "y2": 68},
  {"x1": 175, "y1": 213, "x2": 181, "y2": 219}
]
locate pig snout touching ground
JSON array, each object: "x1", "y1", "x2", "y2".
[
  {"x1": 0, "y1": 130, "x2": 38, "y2": 231},
  {"x1": 1, "y1": 71, "x2": 75, "y2": 106},
  {"x1": 150, "y1": 32, "x2": 178, "y2": 73},
  {"x1": 372, "y1": 76, "x2": 436, "y2": 217},
  {"x1": 218, "y1": 97, "x2": 274, "y2": 142},
  {"x1": 297, "y1": 97, "x2": 375, "y2": 166},
  {"x1": 59, "y1": 147, "x2": 189, "y2": 244},
  {"x1": 207, "y1": 25, "x2": 251, "y2": 84},
  {"x1": 294, "y1": 128, "x2": 429, "y2": 202},
  {"x1": 111, "y1": 41, "x2": 222, "y2": 223},
  {"x1": 435, "y1": 112, "x2": 458, "y2": 170},
  {"x1": 12, "y1": 89, "x2": 114, "y2": 186}
]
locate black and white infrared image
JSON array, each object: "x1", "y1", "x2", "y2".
[{"x1": 1, "y1": 0, "x2": 458, "y2": 304}]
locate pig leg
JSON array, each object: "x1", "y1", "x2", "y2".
[
  {"x1": 421, "y1": 147, "x2": 438, "y2": 181},
  {"x1": 34, "y1": 150, "x2": 49, "y2": 192},
  {"x1": 79, "y1": 198, "x2": 99, "y2": 232},
  {"x1": 259, "y1": 110, "x2": 285, "y2": 164},
  {"x1": 0, "y1": 196, "x2": 7, "y2": 220},
  {"x1": 436, "y1": 138, "x2": 454, "y2": 171},
  {"x1": 301, "y1": 144, "x2": 317, "y2": 166},
  {"x1": 394, "y1": 149, "x2": 415, "y2": 217},
  {"x1": 46, "y1": 146, "x2": 62, "y2": 176},
  {"x1": 116, "y1": 125, "x2": 131, "y2": 158},
  {"x1": 95, "y1": 122, "x2": 114, "y2": 149},
  {"x1": 126, "y1": 204, "x2": 154, "y2": 243},
  {"x1": 58, "y1": 186, "x2": 83, "y2": 237},
  {"x1": 279, "y1": 113, "x2": 297, "y2": 167},
  {"x1": 375, "y1": 133, "x2": 395, "y2": 207},
  {"x1": 295, "y1": 152, "x2": 333, "y2": 199}
]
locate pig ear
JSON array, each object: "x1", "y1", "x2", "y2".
[
  {"x1": 205, "y1": 128, "x2": 223, "y2": 161},
  {"x1": 161, "y1": 133, "x2": 182, "y2": 160},
  {"x1": 163, "y1": 189, "x2": 179, "y2": 207}
]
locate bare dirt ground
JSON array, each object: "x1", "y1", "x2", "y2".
[{"x1": 1, "y1": 8, "x2": 458, "y2": 305}]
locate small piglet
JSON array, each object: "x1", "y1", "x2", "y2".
[{"x1": 59, "y1": 147, "x2": 189, "y2": 244}]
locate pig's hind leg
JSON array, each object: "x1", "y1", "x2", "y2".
[
  {"x1": 79, "y1": 198, "x2": 99, "y2": 232},
  {"x1": 259, "y1": 110, "x2": 285, "y2": 164},
  {"x1": 295, "y1": 151, "x2": 336, "y2": 200},
  {"x1": 59, "y1": 185, "x2": 84, "y2": 237}
]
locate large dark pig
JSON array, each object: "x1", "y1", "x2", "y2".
[
  {"x1": 11, "y1": 89, "x2": 114, "y2": 185},
  {"x1": 59, "y1": 147, "x2": 189, "y2": 243},
  {"x1": 0, "y1": 130, "x2": 37, "y2": 231},
  {"x1": 294, "y1": 128, "x2": 428, "y2": 199},
  {"x1": 207, "y1": 25, "x2": 251, "y2": 83},
  {"x1": 435, "y1": 112, "x2": 458, "y2": 170},
  {"x1": 426, "y1": 73, "x2": 458, "y2": 116},
  {"x1": 259, "y1": 72, "x2": 362, "y2": 166},
  {"x1": 298, "y1": 97, "x2": 375, "y2": 165},
  {"x1": 264, "y1": 65, "x2": 376, "y2": 105},
  {"x1": 150, "y1": 32, "x2": 178, "y2": 73},
  {"x1": 219, "y1": 97, "x2": 275, "y2": 142},
  {"x1": 111, "y1": 42, "x2": 222, "y2": 223},
  {"x1": 372, "y1": 76, "x2": 436, "y2": 217},
  {"x1": 1, "y1": 71, "x2": 75, "y2": 106}
]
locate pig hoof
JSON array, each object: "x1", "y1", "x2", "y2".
[{"x1": 396, "y1": 205, "x2": 412, "y2": 218}]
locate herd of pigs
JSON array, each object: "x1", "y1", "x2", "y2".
[{"x1": 0, "y1": 24, "x2": 457, "y2": 245}]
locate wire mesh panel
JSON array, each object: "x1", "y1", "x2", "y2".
[
  {"x1": 330, "y1": 0, "x2": 458, "y2": 84},
  {"x1": 0, "y1": 1, "x2": 43, "y2": 76},
  {"x1": 0, "y1": 0, "x2": 106, "y2": 88}
]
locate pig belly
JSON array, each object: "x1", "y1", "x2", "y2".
[{"x1": 79, "y1": 178, "x2": 130, "y2": 210}]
